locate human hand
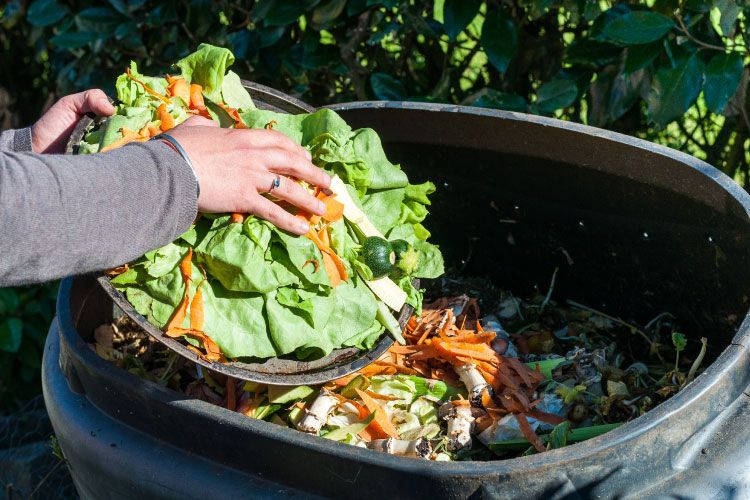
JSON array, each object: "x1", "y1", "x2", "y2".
[
  {"x1": 166, "y1": 117, "x2": 331, "y2": 235},
  {"x1": 31, "y1": 89, "x2": 115, "y2": 154}
]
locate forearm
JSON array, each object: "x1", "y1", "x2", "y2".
[{"x1": 0, "y1": 141, "x2": 198, "y2": 286}]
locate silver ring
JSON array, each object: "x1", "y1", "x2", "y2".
[{"x1": 269, "y1": 175, "x2": 281, "y2": 193}]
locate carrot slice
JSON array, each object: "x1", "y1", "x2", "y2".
[
  {"x1": 303, "y1": 259, "x2": 320, "y2": 273},
  {"x1": 225, "y1": 377, "x2": 237, "y2": 411},
  {"x1": 355, "y1": 388, "x2": 400, "y2": 439},
  {"x1": 157, "y1": 103, "x2": 175, "y2": 131},
  {"x1": 167, "y1": 76, "x2": 191, "y2": 105},
  {"x1": 304, "y1": 229, "x2": 348, "y2": 284},
  {"x1": 516, "y1": 413, "x2": 545, "y2": 453},
  {"x1": 100, "y1": 127, "x2": 146, "y2": 152},
  {"x1": 190, "y1": 280, "x2": 205, "y2": 331},
  {"x1": 165, "y1": 249, "x2": 193, "y2": 331},
  {"x1": 320, "y1": 252, "x2": 342, "y2": 287},
  {"x1": 217, "y1": 103, "x2": 248, "y2": 129},
  {"x1": 363, "y1": 390, "x2": 401, "y2": 401},
  {"x1": 230, "y1": 213, "x2": 245, "y2": 224},
  {"x1": 316, "y1": 192, "x2": 345, "y2": 222},
  {"x1": 190, "y1": 83, "x2": 205, "y2": 109},
  {"x1": 126, "y1": 68, "x2": 169, "y2": 103}
]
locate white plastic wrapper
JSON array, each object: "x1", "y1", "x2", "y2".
[{"x1": 477, "y1": 393, "x2": 565, "y2": 445}]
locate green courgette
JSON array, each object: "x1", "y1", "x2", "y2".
[
  {"x1": 362, "y1": 236, "x2": 396, "y2": 278},
  {"x1": 391, "y1": 239, "x2": 410, "y2": 258}
]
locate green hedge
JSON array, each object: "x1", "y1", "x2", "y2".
[{"x1": 1, "y1": 0, "x2": 749, "y2": 407}]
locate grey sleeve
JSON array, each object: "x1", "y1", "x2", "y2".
[
  {"x1": 0, "y1": 127, "x2": 33, "y2": 152},
  {"x1": 0, "y1": 141, "x2": 198, "y2": 286}
]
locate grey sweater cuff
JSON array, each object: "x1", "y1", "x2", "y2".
[
  {"x1": 14, "y1": 127, "x2": 33, "y2": 152},
  {"x1": 144, "y1": 140, "x2": 199, "y2": 236},
  {"x1": 0, "y1": 127, "x2": 33, "y2": 152}
]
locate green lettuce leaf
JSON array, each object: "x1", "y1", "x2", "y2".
[
  {"x1": 175, "y1": 43, "x2": 235, "y2": 100},
  {"x1": 221, "y1": 70, "x2": 255, "y2": 110},
  {"x1": 196, "y1": 217, "x2": 299, "y2": 293},
  {"x1": 115, "y1": 61, "x2": 168, "y2": 107},
  {"x1": 99, "y1": 107, "x2": 152, "y2": 149}
]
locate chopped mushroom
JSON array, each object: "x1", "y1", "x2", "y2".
[
  {"x1": 439, "y1": 402, "x2": 486, "y2": 452},
  {"x1": 367, "y1": 438, "x2": 432, "y2": 458},
  {"x1": 296, "y1": 388, "x2": 339, "y2": 434},
  {"x1": 454, "y1": 364, "x2": 491, "y2": 406}
]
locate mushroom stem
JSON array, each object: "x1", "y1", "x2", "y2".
[
  {"x1": 440, "y1": 403, "x2": 478, "y2": 452},
  {"x1": 455, "y1": 364, "x2": 491, "y2": 405},
  {"x1": 296, "y1": 388, "x2": 338, "y2": 434},
  {"x1": 367, "y1": 438, "x2": 432, "y2": 458}
]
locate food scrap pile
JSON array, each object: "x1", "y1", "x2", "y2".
[
  {"x1": 93, "y1": 275, "x2": 708, "y2": 460},
  {"x1": 82, "y1": 44, "x2": 444, "y2": 362}
]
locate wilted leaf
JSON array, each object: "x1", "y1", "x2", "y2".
[
  {"x1": 370, "y1": 72, "x2": 406, "y2": 100},
  {"x1": 26, "y1": 0, "x2": 68, "y2": 27},
  {"x1": 481, "y1": 9, "x2": 518, "y2": 74},
  {"x1": 703, "y1": 52, "x2": 743, "y2": 114},
  {"x1": 532, "y1": 79, "x2": 578, "y2": 114},
  {"x1": 0, "y1": 318, "x2": 22, "y2": 353},
  {"x1": 443, "y1": 0, "x2": 481, "y2": 40},
  {"x1": 599, "y1": 11, "x2": 674, "y2": 46},
  {"x1": 647, "y1": 54, "x2": 703, "y2": 127}
]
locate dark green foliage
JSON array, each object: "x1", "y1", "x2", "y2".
[
  {"x1": 1, "y1": 0, "x2": 750, "y2": 407},
  {"x1": 0, "y1": 285, "x2": 57, "y2": 408}
]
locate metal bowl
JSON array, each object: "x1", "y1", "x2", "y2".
[{"x1": 65, "y1": 80, "x2": 414, "y2": 384}]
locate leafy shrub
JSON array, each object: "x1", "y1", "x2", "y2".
[
  {"x1": 0, "y1": 0, "x2": 749, "y2": 406},
  {"x1": 0, "y1": 285, "x2": 57, "y2": 408}
]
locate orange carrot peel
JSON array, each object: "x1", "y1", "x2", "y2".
[
  {"x1": 355, "y1": 388, "x2": 400, "y2": 439},
  {"x1": 157, "y1": 103, "x2": 175, "y2": 131},
  {"x1": 126, "y1": 68, "x2": 170, "y2": 103}
]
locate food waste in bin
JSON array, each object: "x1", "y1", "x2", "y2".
[{"x1": 92, "y1": 272, "x2": 709, "y2": 461}]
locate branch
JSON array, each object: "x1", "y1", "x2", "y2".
[{"x1": 675, "y1": 15, "x2": 739, "y2": 53}]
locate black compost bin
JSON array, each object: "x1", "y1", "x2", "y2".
[{"x1": 43, "y1": 102, "x2": 750, "y2": 499}]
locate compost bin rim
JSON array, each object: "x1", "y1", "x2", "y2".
[
  {"x1": 55, "y1": 101, "x2": 750, "y2": 473},
  {"x1": 326, "y1": 101, "x2": 750, "y2": 223}
]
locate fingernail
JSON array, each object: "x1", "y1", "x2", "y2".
[
  {"x1": 316, "y1": 200, "x2": 326, "y2": 214},
  {"x1": 297, "y1": 221, "x2": 310, "y2": 234},
  {"x1": 305, "y1": 150, "x2": 312, "y2": 161}
]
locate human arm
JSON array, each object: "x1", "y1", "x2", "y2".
[
  {"x1": 0, "y1": 98, "x2": 330, "y2": 286},
  {"x1": 0, "y1": 142, "x2": 198, "y2": 286}
]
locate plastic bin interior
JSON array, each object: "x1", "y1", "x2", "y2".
[
  {"x1": 47, "y1": 101, "x2": 750, "y2": 499},
  {"x1": 333, "y1": 102, "x2": 750, "y2": 347}
]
